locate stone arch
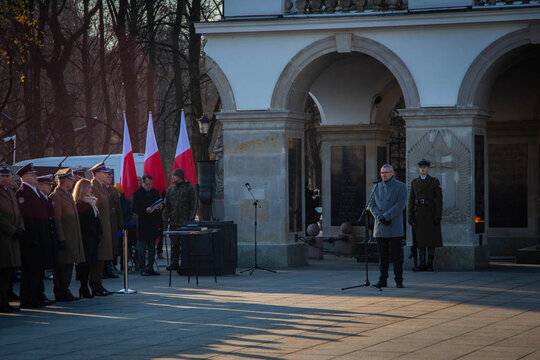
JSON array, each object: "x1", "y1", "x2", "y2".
[
  {"x1": 457, "y1": 26, "x2": 538, "y2": 107},
  {"x1": 271, "y1": 34, "x2": 420, "y2": 112},
  {"x1": 205, "y1": 55, "x2": 236, "y2": 111}
]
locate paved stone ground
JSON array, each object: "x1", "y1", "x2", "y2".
[{"x1": 1, "y1": 257, "x2": 539, "y2": 360}]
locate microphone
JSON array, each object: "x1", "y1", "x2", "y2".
[
  {"x1": 373, "y1": 179, "x2": 382, "y2": 184},
  {"x1": 245, "y1": 183, "x2": 251, "y2": 190}
]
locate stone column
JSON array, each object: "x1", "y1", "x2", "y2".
[
  {"x1": 217, "y1": 110, "x2": 310, "y2": 268},
  {"x1": 399, "y1": 107, "x2": 492, "y2": 270},
  {"x1": 318, "y1": 124, "x2": 392, "y2": 238}
]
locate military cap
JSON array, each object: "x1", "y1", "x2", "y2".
[
  {"x1": 72, "y1": 167, "x2": 87, "y2": 178},
  {"x1": 0, "y1": 163, "x2": 13, "y2": 176},
  {"x1": 89, "y1": 162, "x2": 106, "y2": 173},
  {"x1": 37, "y1": 174, "x2": 55, "y2": 185},
  {"x1": 417, "y1": 159, "x2": 431, "y2": 167},
  {"x1": 55, "y1": 168, "x2": 74, "y2": 180},
  {"x1": 173, "y1": 168, "x2": 184, "y2": 179},
  {"x1": 16, "y1": 163, "x2": 37, "y2": 177},
  {"x1": 104, "y1": 168, "x2": 114, "y2": 176}
]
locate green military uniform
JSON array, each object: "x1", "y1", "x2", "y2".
[
  {"x1": 408, "y1": 174, "x2": 443, "y2": 248},
  {"x1": 162, "y1": 174, "x2": 195, "y2": 269}
]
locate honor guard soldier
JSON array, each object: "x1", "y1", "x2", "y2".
[
  {"x1": 88, "y1": 162, "x2": 114, "y2": 295},
  {"x1": 162, "y1": 168, "x2": 195, "y2": 272},
  {"x1": 408, "y1": 159, "x2": 443, "y2": 271},
  {"x1": 50, "y1": 169, "x2": 85, "y2": 301},
  {"x1": 16, "y1": 163, "x2": 54, "y2": 308},
  {"x1": 0, "y1": 164, "x2": 24, "y2": 312}
]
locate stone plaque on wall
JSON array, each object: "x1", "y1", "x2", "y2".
[
  {"x1": 331, "y1": 145, "x2": 366, "y2": 226},
  {"x1": 288, "y1": 138, "x2": 302, "y2": 232},
  {"x1": 488, "y1": 143, "x2": 528, "y2": 228}
]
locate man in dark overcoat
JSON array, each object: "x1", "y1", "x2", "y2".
[
  {"x1": 367, "y1": 164, "x2": 408, "y2": 288},
  {"x1": 132, "y1": 174, "x2": 163, "y2": 276},
  {"x1": 16, "y1": 163, "x2": 54, "y2": 308},
  {"x1": 408, "y1": 159, "x2": 443, "y2": 271},
  {"x1": 0, "y1": 164, "x2": 24, "y2": 312}
]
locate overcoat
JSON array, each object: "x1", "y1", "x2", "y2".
[
  {"x1": 91, "y1": 179, "x2": 113, "y2": 261},
  {"x1": 40, "y1": 194, "x2": 58, "y2": 268},
  {"x1": 76, "y1": 202, "x2": 102, "y2": 265},
  {"x1": 367, "y1": 177, "x2": 407, "y2": 238},
  {"x1": 408, "y1": 175, "x2": 443, "y2": 248},
  {"x1": 0, "y1": 186, "x2": 23, "y2": 268},
  {"x1": 16, "y1": 184, "x2": 52, "y2": 269},
  {"x1": 132, "y1": 186, "x2": 162, "y2": 242},
  {"x1": 50, "y1": 188, "x2": 85, "y2": 264}
]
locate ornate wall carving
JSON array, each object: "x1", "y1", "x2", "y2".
[{"x1": 407, "y1": 129, "x2": 471, "y2": 223}]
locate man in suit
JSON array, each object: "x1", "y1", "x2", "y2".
[
  {"x1": 50, "y1": 168, "x2": 85, "y2": 301},
  {"x1": 0, "y1": 164, "x2": 24, "y2": 312},
  {"x1": 132, "y1": 174, "x2": 162, "y2": 276},
  {"x1": 16, "y1": 163, "x2": 53, "y2": 308},
  {"x1": 408, "y1": 159, "x2": 443, "y2": 271},
  {"x1": 367, "y1": 164, "x2": 407, "y2": 288}
]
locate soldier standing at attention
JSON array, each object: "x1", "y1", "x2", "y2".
[
  {"x1": 162, "y1": 168, "x2": 195, "y2": 272},
  {"x1": 408, "y1": 159, "x2": 443, "y2": 271},
  {"x1": 367, "y1": 164, "x2": 408, "y2": 289},
  {"x1": 16, "y1": 164, "x2": 53, "y2": 308},
  {"x1": 88, "y1": 162, "x2": 114, "y2": 296},
  {"x1": 0, "y1": 164, "x2": 24, "y2": 313},
  {"x1": 50, "y1": 169, "x2": 85, "y2": 301}
]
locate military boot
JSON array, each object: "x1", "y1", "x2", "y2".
[{"x1": 426, "y1": 255, "x2": 434, "y2": 271}]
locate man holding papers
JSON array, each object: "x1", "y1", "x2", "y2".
[{"x1": 132, "y1": 174, "x2": 163, "y2": 276}]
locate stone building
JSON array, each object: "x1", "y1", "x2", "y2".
[{"x1": 196, "y1": 0, "x2": 540, "y2": 270}]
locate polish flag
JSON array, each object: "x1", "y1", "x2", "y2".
[
  {"x1": 173, "y1": 110, "x2": 197, "y2": 185},
  {"x1": 143, "y1": 112, "x2": 167, "y2": 194},
  {"x1": 120, "y1": 112, "x2": 138, "y2": 199}
]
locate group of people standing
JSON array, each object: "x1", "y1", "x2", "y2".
[
  {"x1": 367, "y1": 159, "x2": 443, "y2": 289},
  {"x1": 0, "y1": 161, "x2": 124, "y2": 312}
]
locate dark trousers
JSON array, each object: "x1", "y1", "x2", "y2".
[
  {"x1": 20, "y1": 267, "x2": 42, "y2": 306},
  {"x1": 376, "y1": 237, "x2": 404, "y2": 283},
  {"x1": 53, "y1": 263, "x2": 74, "y2": 299},
  {"x1": 89, "y1": 260, "x2": 104, "y2": 292},
  {"x1": 76, "y1": 263, "x2": 90, "y2": 291},
  {"x1": 0, "y1": 267, "x2": 13, "y2": 307},
  {"x1": 138, "y1": 240, "x2": 156, "y2": 272}
]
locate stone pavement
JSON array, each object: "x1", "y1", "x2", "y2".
[{"x1": 1, "y1": 257, "x2": 539, "y2": 360}]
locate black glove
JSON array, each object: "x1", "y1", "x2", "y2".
[
  {"x1": 433, "y1": 219, "x2": 440, "y2": 226},
  {"x1": 408, "y1": 218, "x2": 415, "y2": 227},
  {"x1": 12, "y1": 228, "x2": 25, "y2": 241},
  {"x1": 378, "y1": 216, "x2": 391, "y2": 226},
  {"x1": 58, "y1": 240, "x2": 66, "y2": 250}
]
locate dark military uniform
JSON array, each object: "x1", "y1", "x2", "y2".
[
  {"x1": 408, "y1": 173, "x2": 443, "y2": 270},
  {"x1": 162, "y1": 179, "x2": 195, "y2": 269},
  {"x1": 16, "y1": 165, "x2": 54, "y2": 308},
  {"x1": 0, "y1": 164, "x2": 24, "y2": 312}
]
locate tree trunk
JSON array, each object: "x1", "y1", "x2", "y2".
[
  {"x1": 82, "y1": 0, "x2": 94, "y2": 154},
  {"x1": 99, "y1": 0, "x2": 114, "y2": 154},
  {"x1": 188, "y1": 0, "x2": 204, "y2": 161},
  {"x1": 146, "y1": 0, "x2": 156, "y2": 114}
]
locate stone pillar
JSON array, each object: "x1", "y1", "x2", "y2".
[
  {"x1": 217, "y1": 110, "x2": 310, "y2": 268},
  {"x1": 399, "y1": 107, "x2": 492, "y2": 270},
  {"x1": 318, "y1": 124, "x2": 392, "y2": 237}
]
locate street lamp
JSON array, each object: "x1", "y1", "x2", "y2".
[{"x1": 196, "y1": 114, "x2": 215, "y2": 220}]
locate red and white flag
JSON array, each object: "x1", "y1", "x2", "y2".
[
  {"x1": 120, "y1": 112, "x2": 138, "y2": 199},
  {"x1": 143, "y1": 112, "x2": 167, "y2": 194},
  {"x1": 173, "y1": 110, "x2": 197, "y2": 185}
]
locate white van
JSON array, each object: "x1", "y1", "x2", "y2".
[{"x1": 15, "y1": 153, "x2": 145, "y2": 184}]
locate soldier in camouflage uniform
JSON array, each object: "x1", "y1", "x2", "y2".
[{"x1": 162, "y1": 168, "x2": 195, "y2": 271}]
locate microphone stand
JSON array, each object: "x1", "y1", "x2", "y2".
[
  {"x1": 342, "y1": 182, "x2": 382, "y2": 292},
  {"x1": 241, "y1": 184, "x2": 276, "y2": 275}
]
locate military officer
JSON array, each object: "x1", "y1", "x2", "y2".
[
  {"x1": 16, "y1": 163, "x2": 53, "y2": 308},
  {"x1": 104, "y1": 168, "x2": 123, "y2": 279},
  {"x1": 88, "y1": 162, "x2": 114, "y2": 296},
  {"x1": 72, "y1": 167, "x2": 87, "y2": 181},
  {"x1": 50, "y1": 169, "x2": 85, "y2": 301},
  {"x1": 408, "y1": 159, "x2": 443, "y2": 271},
  {"x1": 162, "y1": 168, "x2": 195, "y2": 271},
  {"x1": 0, "y1": 164, "x2": 24, "y2": 312},
  {"x1": 367, "y1": 164, "x2": 408, "y2": 288}
]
